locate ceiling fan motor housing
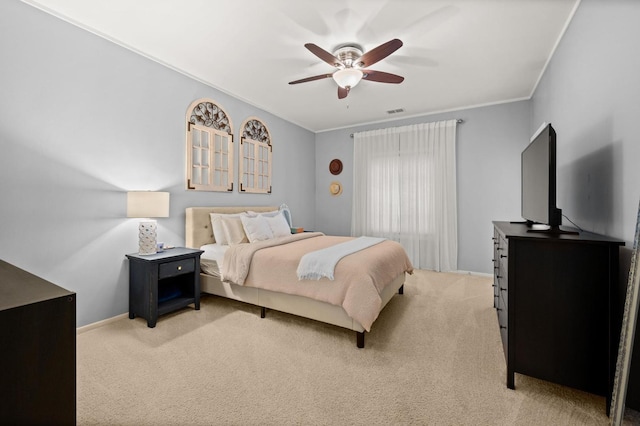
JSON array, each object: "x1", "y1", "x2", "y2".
[{"x1": 333, "y1": 45, "x2": 364, "y2": 68}]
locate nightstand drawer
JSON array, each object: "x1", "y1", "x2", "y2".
[{"x1": 159, "y1": 258, "x2": 195, "y2": 279}]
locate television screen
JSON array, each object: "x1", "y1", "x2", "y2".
[{"x1": 521, "y1": 123, "x2": 561, "y2": 228}]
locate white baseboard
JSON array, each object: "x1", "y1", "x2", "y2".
[
  {"x1": 76, "y1": 312, "x2": 128, "y2": 334},
  {"x1": 453, "y1": 270, "x2": 493, "y2": 278}
]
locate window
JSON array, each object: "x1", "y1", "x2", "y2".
[
  {"x1": 239, "y1": 118, "x2": 271, "y2": 194},
  {"x1": 186, "y1": 99, "x2": 234, "y2": 191},
  {"x1": 352, "y1": 120, "x2": 458, "y2": 271}
]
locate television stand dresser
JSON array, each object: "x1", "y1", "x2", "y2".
[{"x1": 492, "y1": 221, "x2": 624, "y2": 413}]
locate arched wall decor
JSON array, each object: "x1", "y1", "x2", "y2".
[
  {"x1": 185, "y1": 98, "x2": 234, "y2": 192},
  {"x1": 239, "y1": 117, "x2": 272, "y2": 194},
  {"x1": 242, "y1": 119, "x2": 270, "y2": 144},
  {"x1": 189, "y1": 100, "x2": 232, "y2": 134}
]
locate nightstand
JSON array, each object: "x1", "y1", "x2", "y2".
[{"x1": 126, "y1": 247, "x2": 204, "y2": 327}]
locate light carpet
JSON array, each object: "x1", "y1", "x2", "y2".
[{"x1": 77, "y1": 270, "x2": 624, "y2": 425}]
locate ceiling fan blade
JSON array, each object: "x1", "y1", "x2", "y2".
[
  {"x1": 305, "y1": 43, "x2": 344, "y2": 68},
  {"x1": 357, "y1": 39, "x2": 403, "y2": 68},
  {"x1": 362, "y1": 70, "x2": 404, "y2": 84},
  {"x1": 338, "y1": 86, "x2": 350, "y2": 99},
  {"x1": 288, "y1": 73, "x2": 334, "y2": 85}
]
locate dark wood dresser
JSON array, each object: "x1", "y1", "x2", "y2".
[
  {"x1": 0, "y1": 260, "x2": 76, "y2": 425},
  {"x1": 492, "y1": 221, "x2": 624, "y2": 412}
]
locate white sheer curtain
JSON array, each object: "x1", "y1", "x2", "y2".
[{"x1": 351, "y1": 120, "x2": 457, "y2": 271}]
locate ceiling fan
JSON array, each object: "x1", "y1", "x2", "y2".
[{"x1": 288, "y1": 39, "x2": 404, "y2": 99}]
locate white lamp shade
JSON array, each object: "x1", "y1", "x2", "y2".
[
  {"x1": 127, "y1": 191, "x2": 170, "y2": 218},
  {"x1": 332, "y1": 68, "x2": 363, "y2": 89}
]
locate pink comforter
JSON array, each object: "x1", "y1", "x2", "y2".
[{"x1": 221, "y1": 233, "x2": 414, "y2": 331}]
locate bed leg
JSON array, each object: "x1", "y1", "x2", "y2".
[
  {"x1": 261, "y1": 307, "x2": 266, "y2": 318},
  {"x1": 399, "y1": 284, "x2": 404, "y2": 295},
  {"x1": 356, "y1": 331, "x2": 365, "y2": 348}
]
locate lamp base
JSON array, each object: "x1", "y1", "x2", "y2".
[{"x1": 138, "y1": 220, "x2": 157, "y2": 255}]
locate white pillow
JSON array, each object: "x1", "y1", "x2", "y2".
[
  {"x1": 209, "y1": 212, "x2": 245, "y2": 245},
  {"x1": 210, "y1": 215, "x2": 227, "y2": 245},
  {"x1": 221, "y1": 216, "x2": 248, "y2": 245},
  {"x1": 241, "y1": 215, "x2": 273, "y2": 243},
  {"x1": 246, "y1": 210, "x2": 279, "y2": 218},
  {"x1": 264, "y1": 212, "x2": 291, "y2": 238}
]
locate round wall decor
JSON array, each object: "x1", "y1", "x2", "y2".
[
  {"x1": 329, "y1": 181, "x2": 343, "y2": 196},
  {"x1": 329, "y1": 159, "x2": 343, "y2": 175}
]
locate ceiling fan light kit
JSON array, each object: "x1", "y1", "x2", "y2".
[
  {"x1": 333, "y1": 68, "x2": 363, "y2": 89},
  {"x1": 289, "y1": 39, "x2": 404, "y2": 99}
]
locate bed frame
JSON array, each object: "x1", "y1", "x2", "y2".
[{"x1": 185, "y1": 206, "x2": 405, "y2": 348}]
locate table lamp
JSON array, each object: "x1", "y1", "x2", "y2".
[{"x1": 127, "y1": 191, "x2": 170, "y2": 255}]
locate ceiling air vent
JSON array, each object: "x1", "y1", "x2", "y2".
[{"x1": 386, "y1": 108, "x2": 405, "y2": 114}]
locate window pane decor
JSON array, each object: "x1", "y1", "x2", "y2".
[
  {"x1": 185, "y1": 99, "x2": 234, "y2": 192},
  {"x1": 239, "y1": 117, "x2": 272, "y2": 194}
]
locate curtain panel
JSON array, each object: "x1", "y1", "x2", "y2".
[{"x1": 352, "y1": 120, "x2": 457, "y2": 271}]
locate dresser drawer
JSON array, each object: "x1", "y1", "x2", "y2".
[
  {"x1": 497, "y1": 291, "x2": 508, "y2": 324},
  {"x1": 498, "y1": 235, "x2": 509, "y2": 271},
  {"x1": 497, "y1": 276, "x2": 508, "y2": 311},
  {"x1": 159, "y1": 258, "x2": 195, "y2": 279},
  {"x1": 498, "y1": 300, "x2": 508, "y2": 361}
]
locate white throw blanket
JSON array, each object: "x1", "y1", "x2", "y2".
[{"x1": 297, "y1": 236, "x2": 386, "y2": 280}]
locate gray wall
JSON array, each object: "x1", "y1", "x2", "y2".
[
  {"x1": 0, "y1": 1, "x2": 316, "y2": 327},
  {"x1": 531, "y1": 0, "x2": 640, "y2": 245},
  {"x1": 315, "y1": 101, "x2": 531, "y2": 274}
]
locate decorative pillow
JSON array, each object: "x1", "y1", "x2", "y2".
[
  {"x1": 241, "y1": 214, "x2": 274, "y2": 243},
  {"x1": 279, "y1": 204, "x2": 292, "y2": 227},
  {"x1": 221, "y1": 216, "x2": 248, "y2": 245},
  {"x1": 209, "y1": 212, "x2": 245, "y2": 245},
  {"x1": 264, "y1": 212, "x2": 291, "y2": 238}
]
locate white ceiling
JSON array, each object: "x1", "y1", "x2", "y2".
[{"x1": 23, "y1": 0, "x2": 580, "y2": 133}]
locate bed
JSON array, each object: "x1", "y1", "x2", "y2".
[{"x1": 185, "y1": 206, "x2": 413, "y2": 347}]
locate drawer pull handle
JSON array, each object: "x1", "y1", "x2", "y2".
[
  {"x1": 500, "y1": 254, "x2": 507, "y2": 258},
  {"x1": 500, "y1": 287, "x2": 507, "y2": 292},
  {"x1": 496, "y1": 308, "x2": 502, "y2": 311},
  {"x1": 496, "y1": 275, "x2": 503, "y2": 279},
  {"x1": 500, "y1": 325, "x2": 507, "y2": 330},
  {"x1": 177, "y1": 266, "x2": 182, "y2": 271}
]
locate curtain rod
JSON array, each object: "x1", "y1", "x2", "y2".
[{"x1": 350, "y1": 119, "x2": 464, "y2": 138}]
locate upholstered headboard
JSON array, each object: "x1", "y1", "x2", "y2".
[{"x1": 185, "y1": 206, "x2": 279, "y2": 249}]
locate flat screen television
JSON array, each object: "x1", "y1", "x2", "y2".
[{"x1": 521, "y1": 123, "x2": 569, "y2": 233}]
